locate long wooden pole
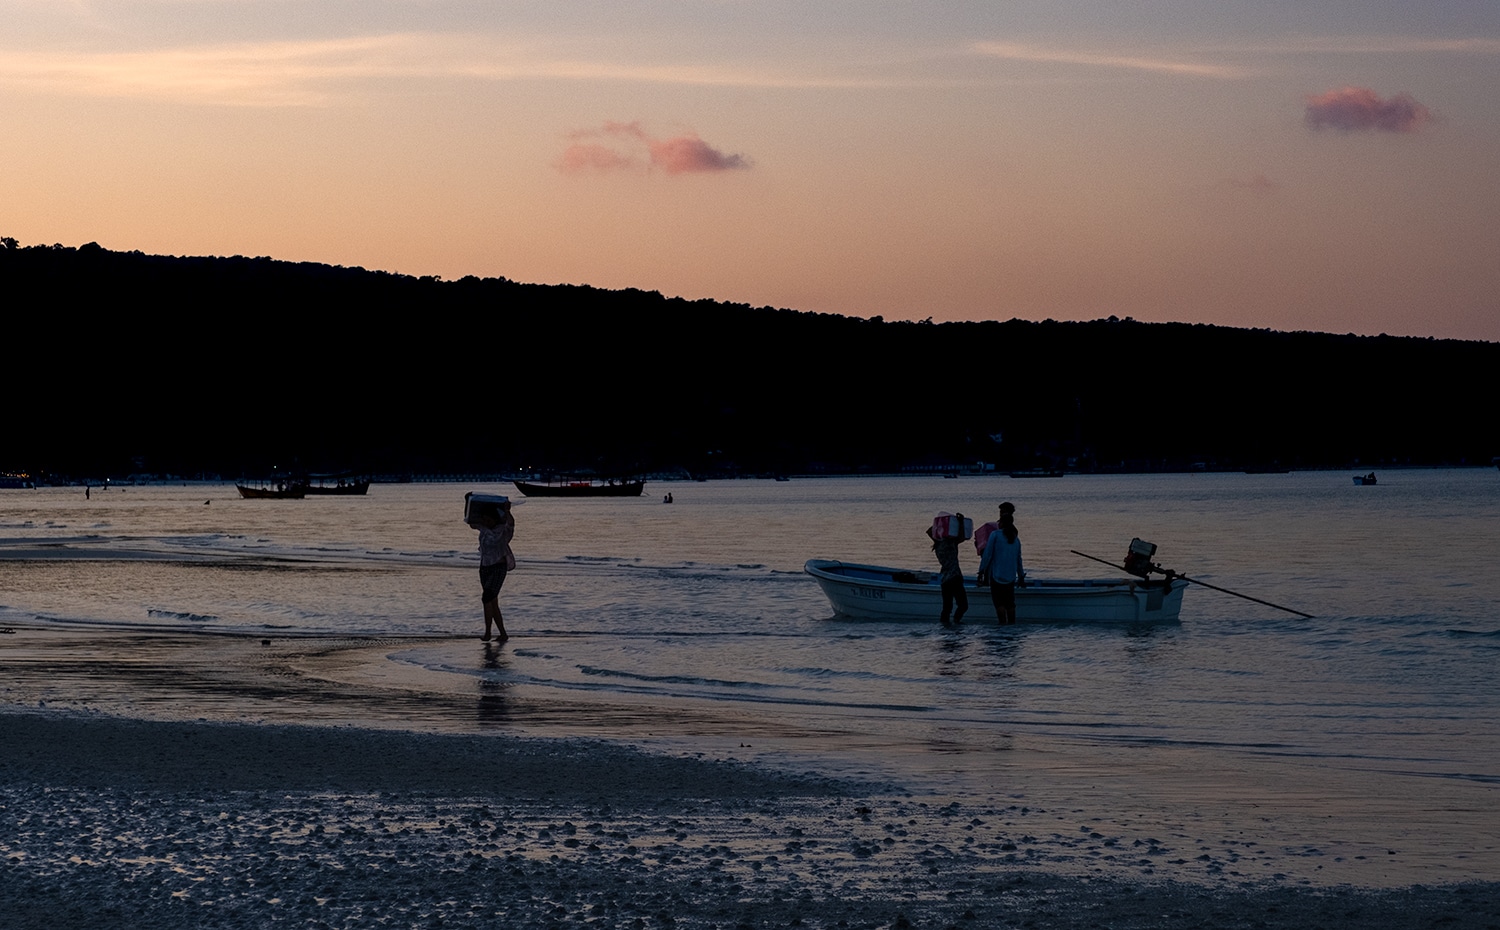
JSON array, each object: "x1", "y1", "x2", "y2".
[{"x1": 1070, "y1": 550, "x2": 1314, "y2": 619}]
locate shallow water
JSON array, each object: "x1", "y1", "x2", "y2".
[{"x1": 3, "y1": 471, "x2": 1498, "y2": 883}]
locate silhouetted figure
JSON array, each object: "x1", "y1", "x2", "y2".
[
  {"x1": 927, "y1": 513, "x2": 969, "y2": 627},
  {"x1": 978, "y1": 501, "x2": 1024, "y2": 625},
  {"x1": 471, "y1": 500, "x2": 515, "y2": 641}
]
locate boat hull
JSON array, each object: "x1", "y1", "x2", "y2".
[
  {"x1": 303, "y1": 480, "x2": 371, "y2": 495},
  {"x1": 237, "y1": 483, "x2": 306, "y2": 500},
  {"x1": 513, "y1": 479, "x2": 645, "y2": 498},
  {"x1": 804, "y1": 559, "x2": 1186, "y2": 623}
]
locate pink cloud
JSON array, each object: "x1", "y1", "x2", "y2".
[
  {"x1": 555, "y1": 142, "x2": 635, "y2": 174},
  {"x1": 1304, "y1": 86, "x2": 1432, "y2": 133},
  {"x1": 646, "y1": 134, "x2": 748, "y2": 174},
  {"x1": 557, "y1": 122, "x2": 750, "y2": 176}
]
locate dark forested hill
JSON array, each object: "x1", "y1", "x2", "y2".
[{"x1": 5, "y1": 241, "x2": 1495, "y2": 477}]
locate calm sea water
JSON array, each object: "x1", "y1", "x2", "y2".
[{"x1": 3, "y1": 472, "x2": 1498, "y2": 819}]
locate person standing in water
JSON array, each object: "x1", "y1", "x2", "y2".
[
  {"x1": 927, "y1": 513, "x2": 969, "y2": 627},
  {"x1": 978, "y1": 501, "x2": 1024, "y2": 625},
  {"x1": 473, "y1": 499, "x2": 516, "y2": 641}
]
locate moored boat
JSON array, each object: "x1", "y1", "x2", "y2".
[
  {"x1": 804, "y1": 558, "x2": 1187, "y2": 624},
  {"x1": 513, "y1": 478, "x2": 645, "y2": 498},
  {"x1": 237, "y1": 479, "x2": 306, "y2": 499},
  {"x1": 303, "y1": 472, "x2": 371, "y2": 495}
]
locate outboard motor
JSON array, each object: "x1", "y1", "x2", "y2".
[{"x1": 1123, "y1": 538, "x2": 1158, "y2": 578}]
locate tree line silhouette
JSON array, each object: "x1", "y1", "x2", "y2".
[{"x1": 5, "y1": 239, "x2": 1495, "y2": 478}]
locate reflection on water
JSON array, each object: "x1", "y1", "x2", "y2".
[{"x1": 476, "y1": 641, "x2": 513, "y2": 727}]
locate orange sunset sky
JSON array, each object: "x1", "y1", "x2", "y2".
[{"x1": 4, "y1": 1, "x2": 1498, "y2": 341}]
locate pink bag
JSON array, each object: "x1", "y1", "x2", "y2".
[
  {"x1": 973, "y1": 521, "x2": 999, "y2": 554},
  {"x1": 931, "y1": 512, "x2": 973, "y2": 541}
]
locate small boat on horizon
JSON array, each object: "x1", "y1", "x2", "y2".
[
  {"x1": 1353, "y1": 472, "x2": 1377, "y2": 486},
  {"x1": 513, "y1": 477, "x2": 645, "y2": 498}
]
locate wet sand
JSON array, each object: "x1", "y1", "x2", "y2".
[
  {"x1": 3, "y1": 626, "x2": 1499, "y2": 928},
  {"x1": 6, "y1": 711, "x2": 1500, "y2": 930}
]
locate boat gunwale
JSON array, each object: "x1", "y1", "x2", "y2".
[{"x1": 804, "y1": 558, "x2": 1162, "y2": 595}]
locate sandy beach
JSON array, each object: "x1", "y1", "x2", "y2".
[
  {"x1": 4, "y1": 709, "x2": 1499, "y2": 930},
  {"x1": 4, "y1": 624, "x2": 1499, "y2": 930}
]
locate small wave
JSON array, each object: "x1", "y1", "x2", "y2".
[
  {"x1": 487, "y1": 664, "x2": 931, "y2": 713},
  {"x1": 578, "y1": 666, "x2": 770, "y2": 690},
  {"x1": 164, "y1": 534, "x2": 241, "y2": 548},
  {"x1": 779, "y1": 665, "x2": 928, "y2": 685},
  {"x1": 147, "y1": 608, "x2": 217, "y2": 623}
]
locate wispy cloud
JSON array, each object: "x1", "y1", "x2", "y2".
[
  {"x1": 971, "y1": 41, "x2": 1251, "y2": 79},
  {"x1": 0, "y1": 31, "x2": 927, "y2": 106},
  {"x1": 1305, "y1": 86, "x2": 1433, "y2": 133},
  {"x1": 0, "y1": 34, "x2": 435, "y2": 106},
  {"x1": 557, "y1": 122, "x2": 749, "y2": 176},
  {"x1": 970, "y1": 34, "x2": 1500, "y2": 83},
  {"x1": 1263, "y1": 36, "x2": 1500, "y2": 56}
]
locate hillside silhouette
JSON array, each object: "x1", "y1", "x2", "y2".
[{"x1": 5, "y1": 239, "x2": 1495, "y2": 478}]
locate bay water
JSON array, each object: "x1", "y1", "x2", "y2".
[{"x1": 3, "y1": 470, "x2": 1498, "y2": 882}]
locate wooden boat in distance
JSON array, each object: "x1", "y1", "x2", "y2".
[
  {"x1": 1352, "y1": 473, "x2": 1377, "y2": 486},
  {"x1": 237, "y1": 480, "x2": 305, "y2": 500},
  {"x1": 804, "y1": 559, "x2": 1187, "y2": 624},
  {"x1": 302, "y1": 473, "x2": 371, "y2": 495},
  {"x1": 513, "y1": 478, "x2": 645, "y2": 498}
]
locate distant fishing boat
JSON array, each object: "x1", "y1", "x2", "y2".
[
  {"x1": 1352, "y1": 473, "x2": 1377, "y2": 486},
  {"x1": 302, "y1": 472, "x2": 371, "y2": 496},
  {"x1": 236, "y1": 476, "x2": 306, "y2": 499},
  {"x1": 513, "y1": 477, "x2": 645, "y2": 498}
]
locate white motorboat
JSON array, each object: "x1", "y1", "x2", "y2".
[{"x1": 804, "y1": 558, "x2": 1188, "y2": 624}]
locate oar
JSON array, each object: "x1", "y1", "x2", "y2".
[{"x1": 1070, "y1": 550, "x2": 1314, "y2": 619}]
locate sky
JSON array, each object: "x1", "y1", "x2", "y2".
[{"x1": 4, "y1": 1, "x2": 1498, "y2": 341}]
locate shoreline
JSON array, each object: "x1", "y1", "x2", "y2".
[
  {"x1": 4, "y1": 623, "x2": 1499, "y2": 892},
  {"x1": 4, "y1": 709, "x2": 1500, "y2": 930}
]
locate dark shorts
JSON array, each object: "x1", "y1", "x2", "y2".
[
  {"x1": 989, "y1": 581, "x2": 1016, "y2": 615},
  {"x1": 480, "y1": 562, "x2": 508, "y2": 602},
  {"x1": 940, "y1": 576, "x2": 968, "y2": 622}
]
